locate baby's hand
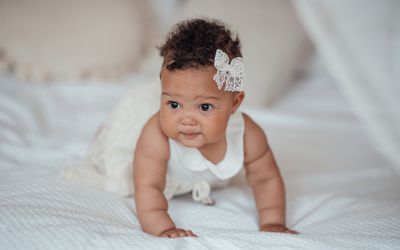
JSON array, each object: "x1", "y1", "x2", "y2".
[
  {"x1": 260, "y1": 224, "x2": 298, "y2": 234},
  {"x1": 160, "y1": 228, "x2": 197, "y2": 238}
]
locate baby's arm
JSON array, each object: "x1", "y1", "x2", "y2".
[
  {"x1": 134, "y1": 113, "x2": 195, "y2": 238},
  {"x1": 242, "y1": 114, "x2": 297, "y2": 234}
]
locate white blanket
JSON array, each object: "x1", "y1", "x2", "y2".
[{"x1": 0, "y1": 70, "x2": 399, "y2": 249}]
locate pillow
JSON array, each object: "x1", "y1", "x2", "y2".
[
  {"x1": 0, "y1": 0, "x2": 153, "y2": 82},
  {"x1": 60, "y1": 78, "x2": 161, "y2": 196},
  {"x1": 177, "y1": 0, "x2": 312, "y2": 106}
]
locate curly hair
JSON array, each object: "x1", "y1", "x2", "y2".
[{"x1": 158, "y1": 18, "x2": 242, "y2": 71}]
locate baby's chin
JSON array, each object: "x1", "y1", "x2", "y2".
[{"x1": 175, "y1": 134, "x2": 206, "y2": 148}]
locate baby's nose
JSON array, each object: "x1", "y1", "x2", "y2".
[{"x1": 181, "y1": 114, "x2": 197, "y2": 126}]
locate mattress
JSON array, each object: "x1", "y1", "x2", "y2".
[{"x1": 0, "y1": 69, "x2": 399, "y2": 249}]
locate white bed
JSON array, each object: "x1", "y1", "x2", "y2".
[{"x1": 1, "y1": 61, "x2": 399, "y2": 249}]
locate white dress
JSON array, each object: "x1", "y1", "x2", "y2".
[{"x1": 163, "y1": 111, "x2": 245, "y2": 205}]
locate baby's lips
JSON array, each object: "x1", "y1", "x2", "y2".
[{"x1": 179, "y1": 130, "x2": 201, "y2": 135}]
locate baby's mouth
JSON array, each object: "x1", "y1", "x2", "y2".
[{"x1": 180, "y1": 132, "x2": 201, "y2": 140}]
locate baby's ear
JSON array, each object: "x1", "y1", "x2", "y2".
[{"x1": 232, "y1": 91, "x2": 245, "y2": 114}]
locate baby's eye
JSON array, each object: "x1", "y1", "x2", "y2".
[
  {"x1": 200, "y1": 103, "x2": 213, "y2": 112},
  {"x1": 168, "y1": 101, "x2": 180, "y2": 109}
]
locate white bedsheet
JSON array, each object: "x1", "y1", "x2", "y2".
[{"x1": 1, "y1": 71, "x2": 399, "y2": 249}]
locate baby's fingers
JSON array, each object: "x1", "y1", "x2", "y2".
[
  {"x1": 185, "y1": 230, "x2": 196, "y2": 237},
  {"x1": 162, "y1": 228, "x2": 196, "y2": 238},
  {"x1": 284, "y1": 228, "x2": 299, "y2": 234},
  {"x1": 168, "y1": 231, "x2": 184, "y2": 238},
  {"x1": 260, "y1": 224, "x2": 299, "y2": 234}
]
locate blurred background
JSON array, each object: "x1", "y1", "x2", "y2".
[
  {"x1": 0, "y1": 0, "x2": 312, "y2": 106},
  {"x1": 0, "y1": 0, "x2": 399, "y2": 170}
]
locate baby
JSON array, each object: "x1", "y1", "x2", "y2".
[{"x1": 134, "y1": 19, "x2": 297, "y2": 238}]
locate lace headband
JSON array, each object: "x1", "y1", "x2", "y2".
[
  {"x1": 213, "y1": 49, "x2": 245, "y2": 92},
  {"x1": 161, "y1": 49, "x2": 245, "y2": 91}
]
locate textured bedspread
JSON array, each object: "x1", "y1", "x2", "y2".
[{"x1": 1, "y1": 72, "x2": 399, "y2": 249}]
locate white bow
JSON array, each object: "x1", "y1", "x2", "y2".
[
  {"x1": 192, "y1": 180, "x2": 214, "y2": 205},
  {"x1": 213, "y1": 49, "x2": 245, "y2": 91}
]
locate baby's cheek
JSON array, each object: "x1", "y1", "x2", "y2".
[
  {"x1": 160, "y1": 117, "x2": 178, "y2": 138},
  {"x1": 204, "y1": 121, "x2": 227, "y2": 141},
  {"x1": 166, "y1": 124, "x2": 179, "y2": 139}
]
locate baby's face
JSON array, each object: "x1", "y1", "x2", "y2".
[{"x1": 160, "y1": 66, "x2": 243, "y2": 149}]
